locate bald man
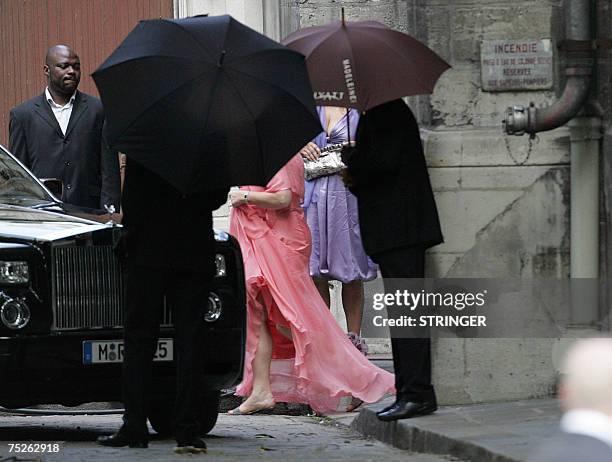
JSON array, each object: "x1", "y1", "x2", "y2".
[
  {"x1": 9, "y1": 44, "x2": 120, "y2": 212},
  {"x1": 529, "y1": 338, "x2": 612, "y2": 462}
]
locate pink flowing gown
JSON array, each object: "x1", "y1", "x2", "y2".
[{"x1": 229, "y1": 154, "x2": 395, "y2": 412}]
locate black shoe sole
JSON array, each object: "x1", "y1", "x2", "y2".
[
  {"x1": 97, "y1": 437, "x2": 148, "y2": 448},
  {"x1": 174, "y1": 445, "x2": 207, "y2": 454},
  {"x1": 128, "y1": 442, "x2": 148, "y2": 448},
  {"x1": 97, "y1": 441, "x2": 148, "y2": 448}
]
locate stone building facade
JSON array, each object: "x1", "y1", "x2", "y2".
[{"x1": 185, "y1": 0, "x2": 612, "y2": 404}]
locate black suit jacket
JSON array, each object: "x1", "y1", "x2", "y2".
[
  {"x1": 345, "y1": 99, "x2": 443, "y2": 255},
  {"x1": 9, "y1": 91, "x2": 120, "y2": 211},
  {"x1": 528, "y1": 432, "x2": 612, "y2": 462},
  {"x1": 121, "y1": 158, "x2": 227, "y2": 272}
]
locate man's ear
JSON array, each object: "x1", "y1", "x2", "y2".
[{"x1": 43, "y1": 64, "x2": 49, "y2": 78}]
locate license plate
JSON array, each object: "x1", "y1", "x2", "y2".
[{"x1": 82, "y1": 339, "x2": 173, "y2": 364}]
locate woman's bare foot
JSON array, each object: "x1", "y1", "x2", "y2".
[
  {"x1": 228, "y1": 392, "x2": 276, "y2": 415},
  {"x1": 346, "y1": 396, "x2": 363, "y2": 412}
]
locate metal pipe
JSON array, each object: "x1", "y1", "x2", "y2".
[
  {"x1": 503, "y1": 0, "x2": 593, "y2": 136},
  {"x1": 504, "y1": 0, "x2": 604, "y2": 336},
  {"x1": 570, "y1": 120, "x2": 601, "y2": 280},
  {"x1": 503, "y1": 0, "x2": 602, "y2": 334},
  {"x1": 566, "y1": 0, "x2": 590, "y2": 41},
  {"x1": 569, "y1": 117, "x2": 601, "y2": 329}
]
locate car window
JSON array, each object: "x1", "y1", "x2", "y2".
[{"x1": 0, "y1": 146, "x2": 55, "y2": 207}]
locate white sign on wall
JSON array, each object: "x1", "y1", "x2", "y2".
[{"x1": 481, "y1": 39, "x2": 554, "y2": 92}]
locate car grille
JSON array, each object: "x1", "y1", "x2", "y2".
[{"x1": 52, "y1": 246, "x2": 172, "y2": 330}]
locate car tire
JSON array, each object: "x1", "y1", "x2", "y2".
[{"x1": 199, "y1": 390, "x2": 220, "y2": 435}]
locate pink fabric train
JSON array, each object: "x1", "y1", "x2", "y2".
[{"x1": 229, "y1": 154, "x2": 395, "y2": 412}]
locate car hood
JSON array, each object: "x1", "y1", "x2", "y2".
[{"x1": 0, "y1": 204, "x2": 114, "y2": 241}]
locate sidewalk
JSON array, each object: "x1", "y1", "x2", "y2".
[{"x1": 327, "y1": 356, "x2": 561, "y2": 462}]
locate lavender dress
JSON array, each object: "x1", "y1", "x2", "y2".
[{"x1": 303, "y1": 107, "x2": 378, "y2": 283}]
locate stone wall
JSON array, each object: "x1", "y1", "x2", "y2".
[
  {"x1": 291, "y1": 0, "x2": 570, "y2": 404},
  {"x1": 195, "y1": 0, "x2": 611, "y2": 404},
  {"x1": 598, "y1": 0, "x2": 612, "y2": 331}
]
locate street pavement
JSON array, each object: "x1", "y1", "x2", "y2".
[
  {"x1": 0, "y1": 358, "x2": 561, "y2": 461},
  {"x1": 0, "y1": 411, "x2": 464, "y2": 462}
]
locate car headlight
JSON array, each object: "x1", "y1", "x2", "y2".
[
  {"x1": 204, "y1": 292, "x2": 222, "y2": 322},
  {"x1": 0, "y1": 296, "x2": 30, "y2": 329},
  {"x1": 0, "y1": 261, "x2": 30, "y2": 284},
  {"x1": 215, "y1": 254, "x2": 226, "y2": 277}
]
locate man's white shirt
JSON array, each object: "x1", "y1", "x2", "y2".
[
  {"x1": 45, "y1": 87, "x2": 76, "y2": 136},
  {"x1": 560, "y1": 409, "x2": 612, "y2": 450}
]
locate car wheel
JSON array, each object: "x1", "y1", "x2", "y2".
[
  {"x1": 148, "y1": 399, "x2": 174, "y2": 436},
  {"x1": 199, "y1": 390, "x2": 220, "y2": 434}
]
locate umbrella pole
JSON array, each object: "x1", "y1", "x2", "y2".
[
  {"x1": 341, "y1": 8, "x2": 349, "y2": 144},
  {"x1": 346, "y1": 107, "x2": 351, "y2": 145}
]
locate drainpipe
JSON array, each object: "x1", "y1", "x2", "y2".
[
  {"x1": 503, "y1": 0, "x2": 593, "y2": 136},
  {"x1": 503, "y1": 0, "x2": 601, "y2": 330}
]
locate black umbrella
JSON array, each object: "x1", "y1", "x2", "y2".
[{"x1": 93, "y1": 15, "x2": 322, "y2": 193}]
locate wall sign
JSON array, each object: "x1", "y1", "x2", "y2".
[{"x1": 481, "y1": 39, "x2": 553, "y2": 91}]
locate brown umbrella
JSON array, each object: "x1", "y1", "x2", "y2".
[{"x1": 282, "y1": 11, "x2": 450, "y2": 113}]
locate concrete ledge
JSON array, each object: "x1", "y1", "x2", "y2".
[{"x1": 328, "y1": 398, "x2": 561, "y2": 462}]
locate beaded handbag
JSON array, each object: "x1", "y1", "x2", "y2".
[{"x1": 303, "y1": 143, "x2": 347, "y2": 181}]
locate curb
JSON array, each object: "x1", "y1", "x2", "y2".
[{"x1": 350, "y1": 406, "x2": 521, "y2": 462}]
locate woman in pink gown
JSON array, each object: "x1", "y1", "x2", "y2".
[{"x1": 227, "y1": 154, "x2": 394, "y2": 414}]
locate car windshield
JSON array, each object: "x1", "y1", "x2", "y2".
[{"x1": 0, "y1": 145, "x2": 55, "y2": 207}]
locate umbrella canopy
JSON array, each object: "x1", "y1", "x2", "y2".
[
  {"x1": 93, "y1": 15, "x2": 322, "y2": 193},
  {"x1": 282, "y1": 18, "x2": 451, "y2": 112}
]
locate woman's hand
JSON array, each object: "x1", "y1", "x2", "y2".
[
  {"x1": 228, "y1": 190, "x2": 248, "y2": 207},
  {"x1": 108, "y1": 212, "x2": 123, "y2": 224},
  {"x1": 299, "y1": 142, "x2": 321, "y2": 162}
]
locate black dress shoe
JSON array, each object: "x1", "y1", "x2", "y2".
[
  {"x1": 376, "y1": 400, "x2": 437, "y2": 421},
  {"x1": 376, "y1": 402, "x2": 396, "y2": 416},
  {"x1": 174, "y1": 436, "x2": 207, "y2": 454},
  {"x1": 97, "y1": 431, "x2": 148, "y2": 448}
]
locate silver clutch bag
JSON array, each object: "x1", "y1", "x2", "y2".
[{"x1": 303, "y1": 143, "x2": 347, "y2": 181}]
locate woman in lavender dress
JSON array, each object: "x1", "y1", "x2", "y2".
[{"x1": 299, "y1": 106, "x2": 378, "y2": 359}]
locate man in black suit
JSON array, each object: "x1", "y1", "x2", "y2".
[
  {"x1": 97, "y1": 158, "x2": 227, "y2": 453},
  {"x1": 9, "y1": 44, "x2": 120, "y2": 212},
  {"x1": 528, "y1": 338, "x2": 612, "y2": 462},
  {"x1": 342, "y1": 98, "x2": 443, "y2": 421}
]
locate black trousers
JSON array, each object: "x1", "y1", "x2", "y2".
[
  {"x1": 121, "y1": 262, "x2": 210, "y2": 440},
  {"x1": 371, "y1": 246, "x2": 436, "y2": 403}
]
